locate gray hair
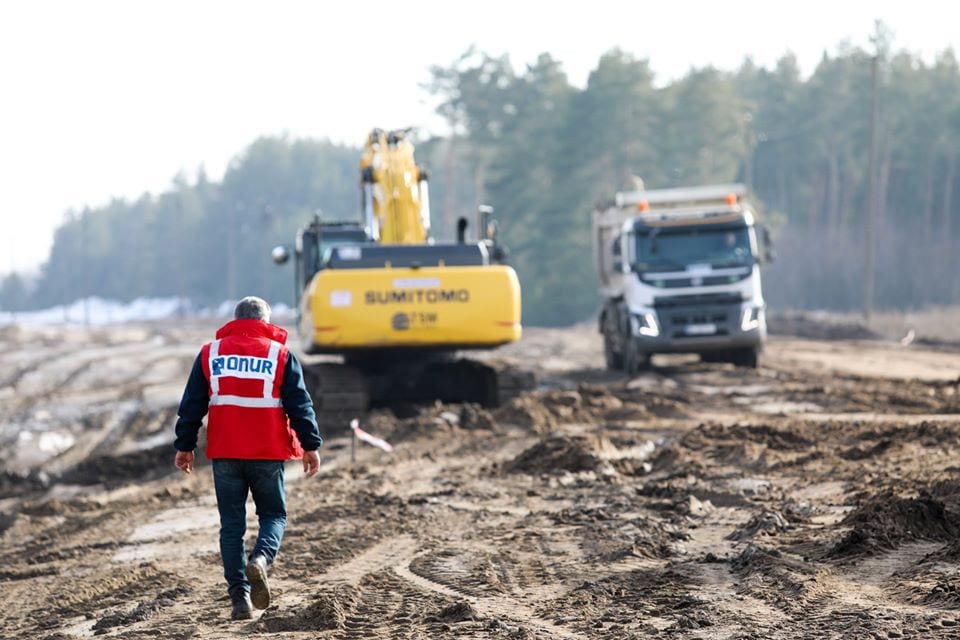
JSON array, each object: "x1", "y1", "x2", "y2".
[{"x1": 234, "y1": 296, "x2": 271, "y2": 322}]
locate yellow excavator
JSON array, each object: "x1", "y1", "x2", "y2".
[{"x1": 272, "y1": 128, "x2": 533, "y2": 426}]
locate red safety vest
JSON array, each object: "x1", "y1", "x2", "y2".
[{"x1": 200, "y1": 319, "x2": 304, "y2": 460}]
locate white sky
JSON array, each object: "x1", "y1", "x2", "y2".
[{"x1": 1, "y1": 0, "x2": 957, "y2": 277}]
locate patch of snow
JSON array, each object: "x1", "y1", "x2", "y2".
[
  {"x1": 0, "y1": 296, "x2": 293, "y2": 326},
  {"x1": 38, "y1": 431, "x2": 76, "y2": 454}
]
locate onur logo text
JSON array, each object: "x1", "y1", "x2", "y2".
[{"x1": 211, "y1": 356, "x2": 274, "y2": 376}]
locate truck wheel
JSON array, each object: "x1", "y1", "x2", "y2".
[
  {"x1": 603, "y1": 331, "x2": 623, "y2": 370},
  {"x1": 731, "y1": 347, "x2": 759, "y2": 368},
  {"x1": 700, "y1": 351, "x2": 725, "y2": 363},
  {"x1": 624, "y1": 338, "x2": 650, "y2": 376}
]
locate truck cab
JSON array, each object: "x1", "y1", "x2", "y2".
[{"x1": 594, "y1": 184, "x2": 770, "y2": 373}]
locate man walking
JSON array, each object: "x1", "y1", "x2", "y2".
[{"x1": 173, "y1": 296, "x2": 322, "y2": 620}]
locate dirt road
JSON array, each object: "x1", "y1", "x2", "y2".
[{"x1": 2, "y1": 318, "x2": 960, "y2": 639}]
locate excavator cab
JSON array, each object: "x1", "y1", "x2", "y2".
[{"x1": 271, "y1": 214, "x2": 371, "y2": 325}]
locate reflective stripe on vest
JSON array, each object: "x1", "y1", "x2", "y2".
[
  {"x1": 209, "y1": 394, "x2": 283, "y2": 408},
  {"x1": 208, "y1": 338, "x2": 283, "y2": 406}
]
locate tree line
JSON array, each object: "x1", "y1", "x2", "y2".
[{"x1": 4, "y1": 31, "x2": 959, "y2": 326}]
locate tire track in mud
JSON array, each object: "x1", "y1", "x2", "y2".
[
  {"x1": 394, "y1": 557, "x2": 587, "y2": 639},
  {"x1": 314, "y1": 534, "x2": 587, "y2": 638},
  {"x1": 316, "y1": 534, "x2": 421, "y2": 585},
  {"x1": 12, "y1": 342, "x2": 142, "y2": 394},
  {"x1": 765, "y1": 544, "x2": 960, "y2": 638},
  {"x1": 4, "y1": 334, "x2": 194, "y2": 478},
  {"x1": 0, "y1": 338, "x2": 89, "y2": 389},
  {"x1": 340, "y1": 572, "x2": 411, "y2": 640},
  {"x1": 275, "y1": 536, "x2": 440, "y2": 636},
  {"x1": 8, "y1": 337, "x2": 195, "y2": 405}
]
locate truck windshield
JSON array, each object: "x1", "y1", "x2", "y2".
[{"x1": 633, "y1": 225, "x2": 753, "y2": 271}]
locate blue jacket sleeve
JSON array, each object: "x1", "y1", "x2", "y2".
[
  {"x1": 281, "y1": 352, "x2": 323, "y2": 451},
  {"x1": 174, "y1": 353, "x2": 209, "y2": 452}
]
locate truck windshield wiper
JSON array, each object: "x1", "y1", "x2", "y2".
[
  {"x1": 634, "y1": 260, "x2": 686, "y2": 272},
  {"x1": 712, "y1": 258, "x2": 753, "y2": 268}
]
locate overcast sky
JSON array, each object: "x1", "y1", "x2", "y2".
[{"x1": 1, "y1": 0, "x2": 957, "y2": 277}]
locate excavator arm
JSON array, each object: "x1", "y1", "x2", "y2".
[{"x1": 360, "y1": 128, "x2": 431, "y2": 244}]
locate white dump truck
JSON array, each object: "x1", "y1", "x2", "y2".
[{"x1": 593, "y1": 183, "x2": 772, "y2": 373}]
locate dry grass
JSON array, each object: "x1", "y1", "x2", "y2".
[
  {"x1": 777, "y1": 306, "x2": 960, "y2": 343},
  {"x1": 866, "y1": 307, "x2": 960, "y2": 342}
]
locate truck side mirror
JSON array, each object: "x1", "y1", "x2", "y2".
[
  {"x1": 761, "y1": 226, "x2": 775, "y2": 264},
  {"x1": 611, "y1": 235, "x2": 623, "y2": 272},
  {"x1": 271, "y1": 245, "x2": 290, "y2": 265}
]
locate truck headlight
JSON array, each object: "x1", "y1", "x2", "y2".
[
  {"x1": 740, "y1": 306, "x2": 763, "y2": 331},
  {"x1": 631, "y1": 312, "x2": 660, "y2": 337}
]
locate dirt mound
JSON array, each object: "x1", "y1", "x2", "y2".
[
  {"x1": 537, "y1": 568, "x2": 709, "y2": 636},
  {"x1": 729, "y1": 543, "x2": 818, "y2": 616},
  {"x1": 494, "y1": 387, "x2": 649, "y2": 432},
  {"x1": 660, "y1": 419, "x2": 960, "y2": 480},
  {"x1": 0, "y1": 511, "x2": 16, "y2": 536},
  {"x1": 921, "y1": 580, "x2": 960, "y2": 608},
  {"x1": 645, "y1": 441, "x2": 709, "y2": 480},
  {"x1": 0, "y1": 470, "x2": 51, "y2": 499},
  {"x1": 92, "y1": 586, "x2": 191, "y2": 632},
  {"x1": 430, "y1": 601, "x2": 478, "y2": 622},
  {"x1": 693, "y1": 422, "x2": 815, "y2": 451},
  {"x1": 458, "y1": 403, "x2": 497, "y2": 429},
  {"x1": 557, "y1": 509, "x2": 689, "y2": 560},
  {"x1": 648, "y1": 421, "x2": 822, "y2": 477},
  {"x1": 375, "y1": 402, "x2": 498, "y2": 443},
  {"x1": 59, "y1": 443, "x2": 184, "y2": 487},
  {"x1": 579, "y1": 384, "x2": 651, "y2": 420},
  {"x1": 494, "y1": 391, "x2": 588, "y2": 431},
  {"x1": 830, "y1": 490, "x2": 960, "y2": 558},
  {"x1": 506, "y1": 434, "x2": 618, "y2": 475},
  {"x1": 727, "y1": 509, "x2": 791, "y2": 541},
  {"x1": 258, "y1": 585, "x2": 361, "y2": 632}
]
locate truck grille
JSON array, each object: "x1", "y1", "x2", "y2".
[
  {"x1": 653, "y1": 292, "x2": 742, "y2": 308},
  {"x1": 653, "y1": 294, "x2": 742, "y2": 339}
]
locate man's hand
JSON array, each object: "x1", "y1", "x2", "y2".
[
  {"x1": 175, "y1": 450, "x2": 195, "y2": 474},
  {"x1": 302, "y1": 450, "x2": 320, "y2": 478}
]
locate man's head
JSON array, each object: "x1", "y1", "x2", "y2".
[{"x1": 234, "y1": 296, "x2": 271, "y2": 322}]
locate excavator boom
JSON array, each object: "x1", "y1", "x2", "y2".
[{"x1": 360, "y1": 128, "x2": 430, "y2": 244}]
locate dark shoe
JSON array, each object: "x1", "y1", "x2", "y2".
[
  {"x1": 231, "y1": 591, "x2": 253, "y2": 620},
  {"x1": 246, "y1": 554, "x2": 271, "y2": 609}
]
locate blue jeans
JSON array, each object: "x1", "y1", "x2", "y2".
[{"x1": 212, "y1": 459, "x2": 287, "y2": 597}]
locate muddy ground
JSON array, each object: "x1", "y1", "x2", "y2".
[{"x1": 2, "y1": 315, "x2": 960, "y2": 639}]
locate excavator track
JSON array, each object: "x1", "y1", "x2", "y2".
[
  {"x1": 303, "y1": 357, "x2": 536, "y2": 431},
  {"x1": 302, "y1": 361, "x2": 370, "y2": 431},
  {"x1": 486, "y1": 359, "x2": 537, "y2": 405}
]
